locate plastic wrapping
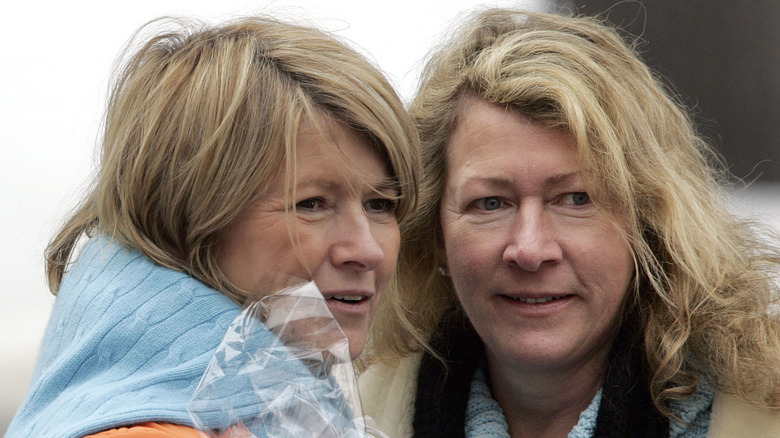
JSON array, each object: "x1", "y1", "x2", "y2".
[{"x1": 187, "y1": 281, "x2": 385, "y2": 437}]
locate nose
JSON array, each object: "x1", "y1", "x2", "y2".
[
  {"x1": 502, "y1": 203, "x2": 563, "y2": 271},
  {"x1": 329, "y1": 210, "x2": 386, "y2": 272}
]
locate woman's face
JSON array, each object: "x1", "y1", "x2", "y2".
[
  {"x1": 440, "y1": 99, "x2": 634, "y2": 377},
  {"x1": 219, "y1": 117, "x2": 400, "y2": 360}
]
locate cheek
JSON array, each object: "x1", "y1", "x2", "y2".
[
  {"x1": 443, "y1": 222, "x2": 496, "y2": 271},
  {"x1": 385, "y1": 223, "x2": 401, "y2": 261},
  {"x1": 570, "y1": 225, "x2": 635, "y2": 305},
  {"x1": 600, "y1": 224, "x2": 635, "y2": 289},
  {"x1": 443, "y1": 232, "x2": 494, "y2": 300},
  {"x1": 376, "y1": 223, "x2": 401, "y2": 284},
  {"x1": 278, "y1": 228, "x2": 332, "y2": 286},
  {"x1": 218, "y1": 227, "x2": 259, "y2": 291},
  {"x1": 220, "y1": 223, "x2": 305, "y2": 294},
  {"x1": 606, "y1": 249, "x2": 635, "y2": 305}
]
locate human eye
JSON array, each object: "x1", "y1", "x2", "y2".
[
  {"x1": 472, "y1": 196, "x2": 505, "y2": 211},
  {"x1": 295, "y1": 197, "x2": 326, "y2": 211},
  {"x1": 364, "y1": 198, "x2": 398, "y2": 215},
  {"x1": 562, "y1": 192, "x2": 590, "y2": 206}
]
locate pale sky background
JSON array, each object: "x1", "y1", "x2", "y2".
[{"x1": 1, "y1": 0, "x2": 778, "y2": 433}]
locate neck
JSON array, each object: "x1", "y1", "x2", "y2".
[{"x1": 485, "y1": 352, "x2": 606, "y2": 438}]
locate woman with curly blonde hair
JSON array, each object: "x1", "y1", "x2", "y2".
[{"x1": 360, "y1": 8, "x2": 780, "y2": 437}]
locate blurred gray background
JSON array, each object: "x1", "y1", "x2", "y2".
[
  {"x1": 563, "y1": 0, "x2": 780, "y2": 183},
  {"x1": 2, "y1": 0, "x2": 777, "y2": 434}
]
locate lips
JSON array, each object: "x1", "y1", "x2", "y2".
[
  {"x1": 509, "y1": 295, "x2": 567, "y2": 304},
  {"x1": 329, "y1": 294, "x2": 369, "y2": 303},
  {"x1": 322, "y1": 290, "x2": 374, "y2": 316},
  {"x1": 498, "y1": 292, "x2": 575, "y2": 308}
]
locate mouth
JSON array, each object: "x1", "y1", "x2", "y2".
[
  {"x1": 508, "y1": 295, "x2": 568, "y2": 304},
  {"x1": 499, "y1": 292, "x2": 575, "y2": 307},
  {"x1": 328, "y1": 294, "x2": 370, "y2": 304},
  {"x1": 322, "y1": 290, "x2": 374, "y2": 315}
]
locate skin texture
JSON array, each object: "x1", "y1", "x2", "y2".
[
  {"x1": 218, "y1": 117, "x2": 401, "y2": 360},
  {"x1": 440, "y1": 99, "x2": 634, "y2": 436}
]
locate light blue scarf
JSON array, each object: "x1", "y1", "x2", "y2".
[{"x1": 6, "y1": 236, "x2": 343, "y2": 438}]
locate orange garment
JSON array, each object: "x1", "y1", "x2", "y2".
[{"x1": 85, "y1": 422, "x2": 252, "y2": 438}]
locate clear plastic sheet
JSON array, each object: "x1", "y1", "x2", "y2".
[{"x1": 188, "y1": 281, "x2": 385, "y2": 437}]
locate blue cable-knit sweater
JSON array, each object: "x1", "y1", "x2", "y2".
[{"x1": 6, "y1": 236, "x2": 342, "y2": 437}]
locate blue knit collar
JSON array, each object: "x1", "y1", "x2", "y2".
[
  {"x1": 9, "y1": 236, "x2": 367, "y2": 438},
  {"x1": 464, "y1": 363, "x2": 714, "y2": 437},
  {"x1": 465, "y1": 365, "x2": 601, "y2": 438},
  {"x1": 8, "y1": 237, "x2": 250, "y2": 437}
]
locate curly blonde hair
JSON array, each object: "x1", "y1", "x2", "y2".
[
  {"x1": 368, "y1": 8, "x2": 780, "y2": 415},
  {"x1": 46, "y1": 16, "x2": 419, "y2": 304}
]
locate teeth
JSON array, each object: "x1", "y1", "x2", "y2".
[
  {"x1": 331, "y1": 295, "x2": 364, "y2": 302},
  {"x1": 512, "y1": 296, "x2": 562, "y2": 304}
]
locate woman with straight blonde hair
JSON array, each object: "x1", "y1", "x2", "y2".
[
  {"x1": 360, "y1": 8, "x2": 780, "y2": 437},
  {"x1": 8, "y1": 15, "x2": 418, "y2": 438}
]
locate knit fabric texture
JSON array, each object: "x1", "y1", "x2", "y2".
[
  {"x1": 463, "y1": 364, "x2": 713, "y2": 438},
  {"x1": 7, "y1": 236, "x2": 259, "y2": 437},
  {"x1": 464, "y1": 365, "x2": 509, "y2": 437},
  {"x1": 465, "y1": 365, "x2": 601, "y2": 438},
  {"x1": 669, "y1": 378, "x2": 714, "y2": 437}
]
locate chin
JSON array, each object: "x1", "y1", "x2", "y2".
[
  {"x1": 337, "y1": 322, "x2": 370, "y2": 361},
  {"x1": 346, "y1": 337, "x2": 366, "y2": 361},
  {"x1": 341, "y1": 330, "x2": 366, "y2": 361}
]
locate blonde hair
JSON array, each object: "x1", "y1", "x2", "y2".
[
  {"x1": 46, "y1": 16, "x2": 419, "y2": 304},
  {"x1": 369, "y1": 8, "x2": 780, "y2": 415}
]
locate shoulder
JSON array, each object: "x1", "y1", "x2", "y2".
[
  {"x1": 707, "y1": 392, "x2": 780, "y2": 438},
  {"x1": 359, "y1": 353, "x2": 423, "y2": 438}
]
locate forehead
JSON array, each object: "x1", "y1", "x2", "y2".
[
  {"x1": 449, "y1": 100, "x2": 578, "y2": 168},
  {"x1": 290, "y1": 116, "x2": 393, "y2": 187},
  {"x1": 296, "y1": 116, "x2": 376, "y2": 161}
]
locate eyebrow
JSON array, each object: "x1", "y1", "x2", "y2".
[
  {"x1": 295, "y1": 176, "x2": 399, "y2": 193},
  {"x1": 368, "y1": 176, "x2": 401, "y2": 191},
  {"x1": 473, "y1": 171, "x2": 581, "y2": 189},
  {"x1": 544, "y1": 171, "x2": 581, "y2": 188}
]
